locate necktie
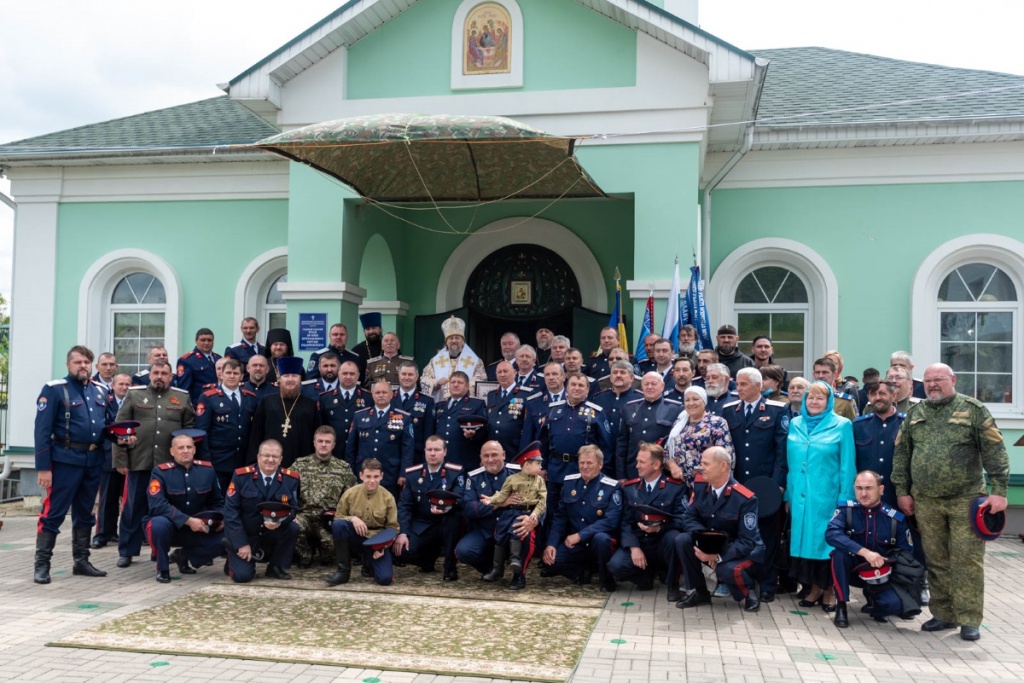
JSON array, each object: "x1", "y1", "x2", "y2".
[
  {"x1": 449, "y1": 399, "x2": 456, "y2": 410},
  {"x1": 746, "y1": 404, "x2": 753, "y2": 419},
  {"x1": 502, "y1": 389, "x2": 509, "y2": 400},
  {"x1": 264, "y1": 476, "x2": 272, "y2": 489},
  {"x1": 343, "y1": 391, "x2": 351, "y2": 402},
  {"x1": 647, "y1": 483, "x2": 654, "y2": 494},
  {"x1": 378, "y1": 410, "x2": 385, "y2": 420},
  {"x1": 231, "y1": 392, "x2": 240, "y2": 408},
  {"x1": 403, "y1": 393, "x2": 410, "y2": 404}
]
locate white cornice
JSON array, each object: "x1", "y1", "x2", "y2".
[{"x1": 277, "y1": 281, "x2": 367, "y2": 305}]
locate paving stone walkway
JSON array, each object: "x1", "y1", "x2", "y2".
[{"x1": 2, "y1": 512, "x2": 1022, "y2": 682}]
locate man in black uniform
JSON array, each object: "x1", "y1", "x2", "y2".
[
  {"x1": 614, "y1": 373, "x2": 682, "y2": 480},
  {"x1": 195, "y1": 359, "x2": 257, "y2": 492},
  {"x1": 392, "y1": 361, "x2": 435, "y2": 465},
  {"x1": 432, "y1": 371, "x2": 488, "y2": 471},
  {"x1": 352, "y1": 312, "x2": 383, "y2": 367},
  {"x1": 485, "y1": 361, "x2": 529, "y2": 457},
  {"x1": 175, "y1": 328, "x2": 222, "y2": 404},
  {"x1": 223, "y1": 317, "x2": 265, "y2": 381},
  {"x1": 307, "y1": 323, "x2": 363, "y2": 382},
  {"x1": 317, "y1": 360, "x2": 370, "y2": 460}
]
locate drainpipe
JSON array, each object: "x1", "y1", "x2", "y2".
[{"x1": 700, "y1": 57, "x2": 769, "y2": 277}]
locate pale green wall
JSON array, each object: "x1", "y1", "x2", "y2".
[
  {"x1": 346, "y1": 0, "x2": 637, "y2": 98},
  {"x1": 52, "y1": 200, "x2": 288, "y2": 371}
]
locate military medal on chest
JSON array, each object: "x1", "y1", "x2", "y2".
[{"x1": 507, "y1": 397, "x2": 522, "y2": 418}]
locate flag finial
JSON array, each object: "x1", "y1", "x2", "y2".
[{"x1": 613, "y1": 266, "x2": 621, "y2": 281}]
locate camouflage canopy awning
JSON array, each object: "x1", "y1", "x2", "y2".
[{"x1": 252, "y1": 113, "x2": 606, "y2": 203}]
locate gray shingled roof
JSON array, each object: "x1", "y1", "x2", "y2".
[
  {"x1": 752, "y1": 47, "x2": 1024, "y2": 126},
  {"x1": 0, "y1": 96, "x2": 278, "y2": 154}
]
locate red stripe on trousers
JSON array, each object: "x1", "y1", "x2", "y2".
[
  {"x1": 733, "y1": 559, "x2": 754, "y2": 597},
  {"x1": 829, "y1": 550, "x2": 845, "y2": 602},
  {"x1": 521, "y1": 530, "x2": 536, "y2": 570},
  {"x1": 37, "y1": 486, "x2": 53, "y2": 534}
]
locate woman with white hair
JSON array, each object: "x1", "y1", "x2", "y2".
[{"x1": 665, "y1": 386, "x2": 735, "y2": 491}]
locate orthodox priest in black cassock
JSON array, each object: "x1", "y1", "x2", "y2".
[{"x1": 247, "y1": 357, "x2": 321, "y2": 468}]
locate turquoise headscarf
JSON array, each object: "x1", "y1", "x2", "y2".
[{"x1": 799, "y1": 380, "x2": 836, "y2": 433}]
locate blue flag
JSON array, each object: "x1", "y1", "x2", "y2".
[
  {"x1": 686, "y1": 265, "x2": 713, "y2": 350},
  {"x1": 634, "y1": 293, "x2": 654, "y2": 361}
]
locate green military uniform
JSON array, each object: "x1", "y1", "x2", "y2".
[
  {"x1": 892, "y1": 393, "x2": 1009, "y2": 628},
  {"x1": 113, "y1": 385, "x2": 195, "y2": 470},
  {"x1": 896, "y1": 395, "x2": 921, "y2": 415},
  {"x1": 336, "y1": 483, "x2": 400, "y2": 534},
  {"x1": 487, "y1": 471, "x2": 547, "y2": 519},
  {"x1": 833, "y1": 390, "x2": 859, "y2": 422},
  {"x1": 364, "y1": 354, "x2": 414, "y2": 389},
  {"x1": 293, "y1": 453, "x2": 357, "y2": 564}
]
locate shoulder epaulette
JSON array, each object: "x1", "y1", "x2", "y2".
[
  {"x1": 835, "y1": 391, "x2": 854, "y2": 401},
  {"x1": 157, "y1": 462, "x2": 175, "y2": 470},
  {"x1": 666, "y1": 477, "x2": 684, "y2": 485},
  {"x1": 897, "y1": 411, "x2": 906, "y2": 418},
  {"x1": 525, "y1": 392, "x2": 543, "y2": 401},
  {"x1": 354, "y1": 406, "x2": 372, "y2": 414},
  {"x1": 839, "y1": 500, "x2": 857, "y2": 507},
  {"x1": 134, "y1": 370, "x2": 149, "y2": 378},
  {"x1": 406, "y1": 464, "x2": 422, "y2": 473},
  {"x1": 732, "y1": 483, "x2": 754, "y2": 499},
  {"x1": 883, "y1": 505, "x2": 906, "y2": 521},
  {"x1": 563, "y1": 473, "x2": 582, "y2": 481},
  {"x1": 281, "y1": 468, "x2": 299, "y2": 479},
  {"x1": 663, "y1": 398, "x2": 682, "y2": 406},
  {"x1": 314, "y1": 346, "x2": 331, "y2": 354},
  {"x1": 766, "y1": 399, "x2": 787, "y2": 408},
  {"x1": 392, "y1": 408, "x2": 410, "y2": 415},
  {"x1": 584, "y1": 401, "x2": 603, "y2": 411},
  {"x1": 399, "y1": 355, "x2": 414, "y2": 361},
  {"x1": 235, "y1": 465, "x2": 255, "y2": 475},
  {"x1": 202, "y1": 388, "x2": 221, "y2": 397},
  {"x1": 469, "y1": 466, "x2": 485, "y2": 476},
  {"x1": 367, "y1": 355, "x2": 384, "y2": 363},
  {"x1": 693, "y1": 473, "x2": 707, "y2": 484},
  {"x1": 626, "y1": 398, "x2": 644, "y2": 405},
  {"x1": 301, "y1": 379, "x2": 317, "y2": 385},
  {"x1": 445, "y1": 462, "x2": 464, "y2": 471},
  {"x1": 192, "y1": 459, "x2": 213, "y2": 467},
  {"x1": 601, "y1": 476, "x2": 620, "y2": 487},
  {"x1": 549, "y1": 400, "x2": 566, "y2": 407},
  {"x1": 170, "y1": 387, "x2": 189, "y2": 394},
  {"x1": 853, "y1": 414, "x2": 872, "y2": 423},
  {"x1": 623, "y1": 477, "x2": 641, "y2": 485},
  {"x1": 506, "y1": 463, "x2": 522, "y2": 470},
  {"x1": 241, "y1": 389, "x2": 256, "y2": 397},
  {"x1": 722, "y1": 400, "x2": 741, "y2": 409},
  {"x1": 179, "y1": 352, "x2": 191, "y2": 360},
  {"x1": 46, "y1": 379, "x2": 67, "y2": 387},
  {"x1": 229, "y1": 342, "x2": 245, "y2": 349},
  {"x1": 128, "y1": 385, "x2": 147, "y2": 391},
  {"x1": 908, "y1": 397, "x2": 922, "y2": 404}
]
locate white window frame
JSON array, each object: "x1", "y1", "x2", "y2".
[
  {"x1": 707, "y1": 238, "x2": 838, "y2": 374},
  {"x1": 261, "y1": 272, "x2": 288, "y2": 333},
  {"x1": 912, "y1": 234, "x2": 1024, "y2": 425},
  {"x1": 234, "y1": 246, "x2": 288, "y2": 334},
  {"x1": 79, "y1": 249, "x2": 181, "y2": 360}
]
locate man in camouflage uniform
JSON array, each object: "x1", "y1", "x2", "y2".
[
  {"x1": 892, "y1": 363, "x2": 1009, "y2": 642},
  {"x1": 292, "y1": 426, "x2": 356, "y2": 566}
]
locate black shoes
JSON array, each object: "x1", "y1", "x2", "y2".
[
  {"x1": 90, "y1": 536, "x2": 106, "y2": 549},
  {"x1": 266, "y1": 565, "x2": 292, "y2": 580},
  {"x1": 921, "y1": 618, "x2": 957, "y2": 632},
  {"x1": 961, "y1": 625, "x2": 980, "y2": 641},
  {"x1": 743, "y1": 586, "x2": 761, "y2": 613},
  {"x1": 600, "y1": 576, "x2": 617, "y2": 593},
  {"x1": 761, "y1": 591, "x2": 776, "y2": 604},
  {"x1": 116, "y1": 556, "x2": 132, "y2": 568},
  {"x1": 169, "y1": 549, "x2": 196, "y2": 575},
  {"x1": 834, "y1": 603, "x2": 850, "y2": 628},
  {"x1": 508, "y1": 571, "x2": 526, "y2": 590},
  {"x1": 676, "y1": 590, "x2": 712, "y2": 609},
  {"x1": 443, "y1": 568, "x2": 459, "y2": 582},
  {"x1": 156, "y1": 570, "x2": 172, "y2": 583}
]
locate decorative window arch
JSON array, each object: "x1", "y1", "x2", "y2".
[
  {"x1": 79, "y1": 249, "x2": 182, "y2": 363},
  {"x1": 912, "y1": 235, "x2": 1024, "y2": 419},
  {"x1": 451, "y1": 0, "x2": 523, "y2": 90},
  {"x1": 235, "y1": 247, "x2": 288, "y2": 333},
  {"x1": 707, "y1": 238, "x2": 839, "y2": 377}
]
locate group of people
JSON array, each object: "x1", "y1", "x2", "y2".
[{"x1": 32, "y1": 317, "x2": 1010, "y2": 642}]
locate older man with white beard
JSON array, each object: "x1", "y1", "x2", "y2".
[{"x1": 704, "y1": 363, "x2": 739, "y2": 416}]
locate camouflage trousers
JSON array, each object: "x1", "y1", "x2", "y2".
[
  {"x1": 295, "y1": 512, "x2": 336, "y2": 564},
  {"x1": 915, "y1": 493, "x2": 985, "y2": 627}
]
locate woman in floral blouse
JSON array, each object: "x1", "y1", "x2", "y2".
[{"x1": 665, "y1": 386, "x2": 734, "y2": 490}]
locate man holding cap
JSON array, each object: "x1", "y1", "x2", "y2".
[
  {"x1": 223, "y1": 439, "x2": 300, "y2": 582},
  {"x1": 393, "y1": 435, "x2": 464, "y2": 581},
  {"x1": 326, "y1": 457, "x2": 400, "y2": 586},
  {"x1": 826, "y1": 470, "x2": 919, "y2": 629},
  {"x1": 144, "y1": 430, "x2": 225, "y2": 583},
  {"x1": 675, "y1": 446, "x2": 766, "y2": 611},
  {"x1": 892, "y1": 362, "x2": 1009, "y2": 641}
]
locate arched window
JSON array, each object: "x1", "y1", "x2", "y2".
[
  {"x1": 110, "y1": 272, "x2": 167, "y2": 376},
  {"x1": 264, "y1": 273, "x2": 287, "y2": 332},
  {"x1": 938, "y1": 263, "x2": 1017, "y2": 404},
  {"x1": 734, "y1": 266, "x2": 810, "y2": 377}
]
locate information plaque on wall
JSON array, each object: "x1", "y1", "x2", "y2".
[{"x1": 298, "y1": 313, "x2": 328, "y2": 351}]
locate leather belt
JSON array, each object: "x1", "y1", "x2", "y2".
[
  {"x1": 508, "y1": 504, "x2": 533, "y2": 511},
  {"x1": 553, "y1": 451, "x2": 577, "y2": 463},
  {"x1": 53, "y1": 437, "x2": 99, "y2": 452}
]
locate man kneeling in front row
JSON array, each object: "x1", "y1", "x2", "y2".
[{"x1": 675, "y1": 446, "x2": 765, "y2": 612}]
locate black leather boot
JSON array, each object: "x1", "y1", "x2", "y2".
[
  {"x1": 508, "y1": 538, "x2": 523, "y2": 572},
  {"x1": 482, "y1": 545, "x2": 507, "y2": 582},
  {"x1": 834, "y1": 601, "x2": 850, "y2": 628},
  {"x1": 71, "y1": 528, "x2": 107, "y2": 577},
  {"x1": 323, "y1": 537, "x2": 351, "y2": 586},
  {"x1": 34, "y1": 532, "x2": 57, "y2": 584}
]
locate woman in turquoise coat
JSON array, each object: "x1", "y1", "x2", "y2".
[{"x1": 785, "y1": 381, "x2": 856, "y2": 610}]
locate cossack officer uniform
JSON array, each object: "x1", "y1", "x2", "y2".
[
  {"x1": 485, "y1": 384, "x2": 529, "y2": 459},
  {"x1": 545, "y1": 472, "x2": 622, "y2": 589},
  {"x1": 195, "y1": 386, "x2": 257, "y2": 492},
  {"x1": 222, "y1": 465, "x2": 300, "y2": 583},
  {"x1": 398, "y1": 462, "x2": 464, "y2": 577},
  {"x1": 853, "y1": 411, "x2": 905, "y2": 509},
  {"x1": 307, "y1": 345, "x2": 363, "y2": 382},
  {"x1": 614, "y1": 397, "x2": 683, "y2": 480},
  {"x1": 432, "y1": 395, "x2": 489, "y2": 471},
  {"x1": 224, "y1": 340, "x2": 265, "y2": 380},
  {"x1": 456, "y1": 462, "x2": 520, "y2": 574},
  {"x1": 592, "y1": 387, "x2": 642, "y2": 478},
  {"x1": 175, "y1": 348, "x2": 222, "y2": 404},
  {"x1": 608, "y1": 474, "x2": 686, "y2": 592},
  {"x1": 144, "y1": 459, "x2": 225, "y2": 578},
  {"x1": 346, "y1": 405, "x2": 414, "y2": 497},
  {"x1": 392, "y1": 388, "x2": 435, "y2": 465},
  {"x1": 318, "y1": 386, "x2": 371, "y2": 459}
]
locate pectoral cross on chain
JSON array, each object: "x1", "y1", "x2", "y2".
[{"x1": 281, "y1": 418, "x2": 292, "y2": 438}]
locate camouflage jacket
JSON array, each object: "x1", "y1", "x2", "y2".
[{"x1": 292, "y1": 453, "x2": 357, "y2": 513}]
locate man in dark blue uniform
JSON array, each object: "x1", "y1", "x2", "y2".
[
  {"x1": 705, "y1": 363, "x2": 740, "y2": 416},
  {"x1": 223, "y1": 317, "x2": 265, "y2": 382},
  {"x1": 540, "y1": 372, "x2": 612, "y2": 538},
  {"x1": 519, "y1": 362, "x2": 565, "y2": 448},
  {"x1": 223, "y1": 439, "x2": 300, "y2": 582},
  {"x1": 662, "y1": 357, "x2": 696, "y2": 403},
  {"x1": 608, "y1": 442, "x2": 686, "y2": 599},
  {"x1": 826, "y1": 470, "x2": 916, "y2": 628},
  {"x1": 542, "y1": 445, "x2": 622, "y2": 591},
  {"x1": 853, "y1": 381, "x2": 904, "y2": 509},
  {"x1": 144, "y1": 431, "x2": 225, "y2": 582},
  {"x1": 584, "y1": 326, "x2": 633, "y2": 380},
  {"x1": 195, "y1": 359, "x2": 257, "y2": 492},
  {"x1": 319, "y1": 359, "x2": 370, "y2": 460},
  {"x1": 485, "y1": 361, "x2": 529, "y2": 459},
  {"x1": 431, "y1": 371, "x2": 488, "y2": 471},
  {"x1": 512, "y1": 345, "x2": 544, "y2": 391},
  {"x1": 132, "y1": 346, "x2": 168, "y2": 387},
  {"x1": 565, "y1": 349, "x2": 600, "y2": 399},
  {"x1": 33, "y1": 345, "x2": 113, "y2": 583},
  {"x1": 392, "y1": 361, "x2": 435, "y2": 465},
  {"x1": 485, "y1": 332, "x2": 520, "y2": 381},
  {"x1": 675, "y1": 446, "x2": 766, "y2": 612},
  {"x1": 307, "y1": 323, "x2": 363, "y2": 382},
  {"x1": 593, "y1": 360, "x2": 643, "y2": 478},
  {"x1": 93, "y1": 372, "x2": 131, "y2": 549},
  {"x1": 614, "y1": 374, "x2": 683, "y2": 480},
  {"x1": 393, "y1": 435, "x2": 464, "y2": 581},
  {"x1": 176, "y1": 328, "x2": 222, "y2": 403},
  {"x1": 457, "y1": 440, "x2": 520, "y2": 579},
  {"x1": 346, "y1": 380, "x2": 414, "y2": 498},
  {"x1": 301, "y1": 352, "x2": 341, "y2": 401},
  {"x1": 242, "y1": 355, "x2": 277, "y2": 403},
  {"x1": 720, "y1": 367, "x2": 789, "y2": 600}
]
